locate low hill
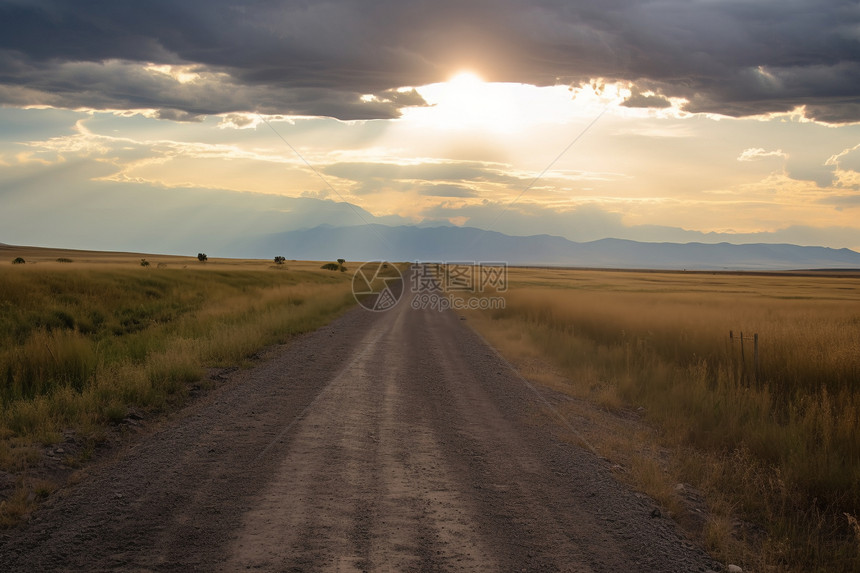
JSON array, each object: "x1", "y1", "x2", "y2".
[{"x1": 225, "y1": 224, "x2": 860, "y2": 271}]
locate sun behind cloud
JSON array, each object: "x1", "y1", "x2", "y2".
[
  {"x1": 403, "y1": 70, "x2": 524, "y2": 133},
  {"x1": 449, "y1": 70, "x2": 484, "y2": 87},
  {"x1": 401, "y1": 71, "x2": 616, "y2": 134},
  {"x1": 425, "y1": 70, "x2": 496, "y2": 131}
]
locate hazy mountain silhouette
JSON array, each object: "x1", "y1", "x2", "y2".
[{"x1": 224, "y1": 225, "x2": 860, "y2": 270}]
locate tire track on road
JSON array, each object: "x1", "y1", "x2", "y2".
[{"x1": 0, "y1": 271, "x2": 720, "y2": 573}]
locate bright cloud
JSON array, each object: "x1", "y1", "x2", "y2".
[
  {"x1": 0, "y1": 1, "x2": 859, "y2": 254},
  {"x1": 738, "y1": 148, "x2": 787, "y2": 162}
]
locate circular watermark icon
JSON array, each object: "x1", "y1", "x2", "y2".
[{"x1": 352, "y1": 261, "x2": 404, "y2": 312}]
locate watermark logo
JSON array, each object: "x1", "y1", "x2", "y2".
[
  {"x1": 410, "y1": 262, "x2": 508, "y2": 294},
  {"x1": 352, "y1": 262, "x2": 507, "y2": 312},
  {"x1": 410, "y1": 292, "x2": 506, "y2": 312},
  {"x1": 352, "y1": 261, "x2": 405, "y2": 312},
  {"x1": 409, "y1": 262, "x2": 507, "y2": 312}
]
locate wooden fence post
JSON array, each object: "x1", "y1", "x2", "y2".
[
  {"x1": 754, "y1": 333, "x2": 759, "y2": 384},
  {"x1": 728, "y1": 330, "x2": 760, "y2": 386},
  {"x1": 729, "y1": 330, "x2": 736, "y2": 384}
]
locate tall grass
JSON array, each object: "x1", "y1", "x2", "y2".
[
  {"x1": 481, "y1": 269, "x2": 860, "y2": 571},
  {"x1": 0, "y1": 265, "x2": 355, "y2": 446}
]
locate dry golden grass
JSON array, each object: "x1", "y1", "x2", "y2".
[
  {"x1": 847, "y1": 512, "x2": 860, "y2": 548},
  {"x1": 0, "y1": 245, "x2": 361, "y2": 525},
  {"x1": 1, "y1": 243, "x2": 330, "y2": 272},
  {"x1": 470, "y1": 266, "x2": 860, "y2": 572}
]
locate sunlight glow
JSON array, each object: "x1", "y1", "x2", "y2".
[
  {"x1": 403, "y1": 72, "x2": 592, "y2": 133},
  {"x1": 449, "y1": 71, "x2": 484, "y2": 88},
  {"x1": 144, "y1": 63, "x2": 201, "y2": 84}
]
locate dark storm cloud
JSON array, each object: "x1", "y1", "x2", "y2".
[
  {"x1": 0, "y1": 0, "x2": 858, "y2": 122},
  {"x1": 0, "y1": 55, "x2": 422, "y2": 120}
]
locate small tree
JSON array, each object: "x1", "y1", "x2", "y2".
[
  {"x1": 274, "y1": 256, "x2": 286, "y2": 264},
  {"x1": 337, "y1": 258, "x2": 346, "y2": 272},
  {"x1": 12, "y1": 257, "x2": 25, "y2": 265},
  {"x1": 140, "y1": 258, "x2": 150, "y2": 267},
  {"x1": 321, "y1": 263, "x2": 340, "y2": 271},
  {"x1": 197, "y1": 253, "x2": 208, "y2": 262}
]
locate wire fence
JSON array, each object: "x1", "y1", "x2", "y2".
[{"x1": 729, "y1": 330, "x2": 759, "y2": 386}]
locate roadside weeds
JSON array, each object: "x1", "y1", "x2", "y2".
[
  {"x1": 465, "y1": 309, "x2": 859, "y2": 573},
  {"x1": 0, "y1": 267, "x2": 356, "y2": 528}
]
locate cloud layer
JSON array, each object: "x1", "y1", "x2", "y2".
[{"x1": 1, "y1": 0, "x2": 858, "y2": 122}]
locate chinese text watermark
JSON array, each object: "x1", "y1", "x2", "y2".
[{"x1": 352, "y1": 262, "x2": 508, "y2": 312}]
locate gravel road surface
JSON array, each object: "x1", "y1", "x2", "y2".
[{"x1": 0, "y1": 282, "x2": 720, "y2": 572}]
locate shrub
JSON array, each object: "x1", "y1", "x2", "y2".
[
  {"x1": 321, "y1": 263, "x2": 340, "y2": 271},
  {"x1": 56, "y1": 258, "x2": 73, "y2": 263},
  {"x1": 274, "y1": 256, "x2": 286, "y2": 264},
  {"x1": 140, "y1": 259, "x2": 150, "y2": 267},
  {"x1": 197, "y1": 253, "x2": 208, "y2": 262},
  {"x1": 12, "y1": 257, "x2": 25, "y2": 265}
]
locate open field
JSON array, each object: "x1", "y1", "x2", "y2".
[
  {"x1": 0, "y1": 245, "x2": 357, "y2": 525},
  {"x1": 0, "y1": 243, "x2": 334, "y2": 272},
  {"x1": 3, "y1": 247, "x2": 858, "y2": 570},
  {"x1": 468, "y1": 267, "x2": 860, "y2": 572},
  {"x1": 0, "y1": 266, "x2": 720, "y2": 572}
]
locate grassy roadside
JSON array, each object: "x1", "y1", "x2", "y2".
[
  {"x1": 467, "y1": 267, "x2": 860, "y2": 573},
  {"x1": 0, "y1": 256, "x2": 356, "y2": 525}
]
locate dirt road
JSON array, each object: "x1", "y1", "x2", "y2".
[{"x1": 0, "y1": 283, "x2": 719, "y2": 572}]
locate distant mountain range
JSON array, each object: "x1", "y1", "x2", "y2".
[{"x1": 222, "y1": 224, "x2": 860, "y2": 271}]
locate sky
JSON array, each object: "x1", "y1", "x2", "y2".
[{"x1": 1, "y1": 0, "x2": 860, "y2": 255}]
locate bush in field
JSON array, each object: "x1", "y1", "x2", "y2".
[
  {"x1": 56, "y1": 258, "x2": 73, "y2": 263},
  {"x1": 197, "y1": 253, "x2": 208, "y2": 262},
  {"x1": 12, "y1": 257, "x2": 25, "y2": 265},
  {"x1": 140, "y1": 259, "x2": 150, "y2": 267},
  {"x1": 321, "y1": 263, "x2": 340, "y2": 271},
  {"x1": 274, "y1": 256, "x2": 286, "y2": 264},
  {"x1": 337, "y1": 258, "x2": 346, "y2": 272}
]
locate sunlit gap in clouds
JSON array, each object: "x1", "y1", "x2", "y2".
[
  {"x1": 400, "y1": 70, "x2": 629, "y2": 134},
  {"x1": 312, "y1": 75, "x2": 677, "y2": 226}
]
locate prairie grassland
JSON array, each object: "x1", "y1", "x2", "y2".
[
  {"x1": 472, "y1": 267, "x2": 860, "y2": 572},
  {"x1": 0, "y1": 254, "x2": 356, "y2": 524}
]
